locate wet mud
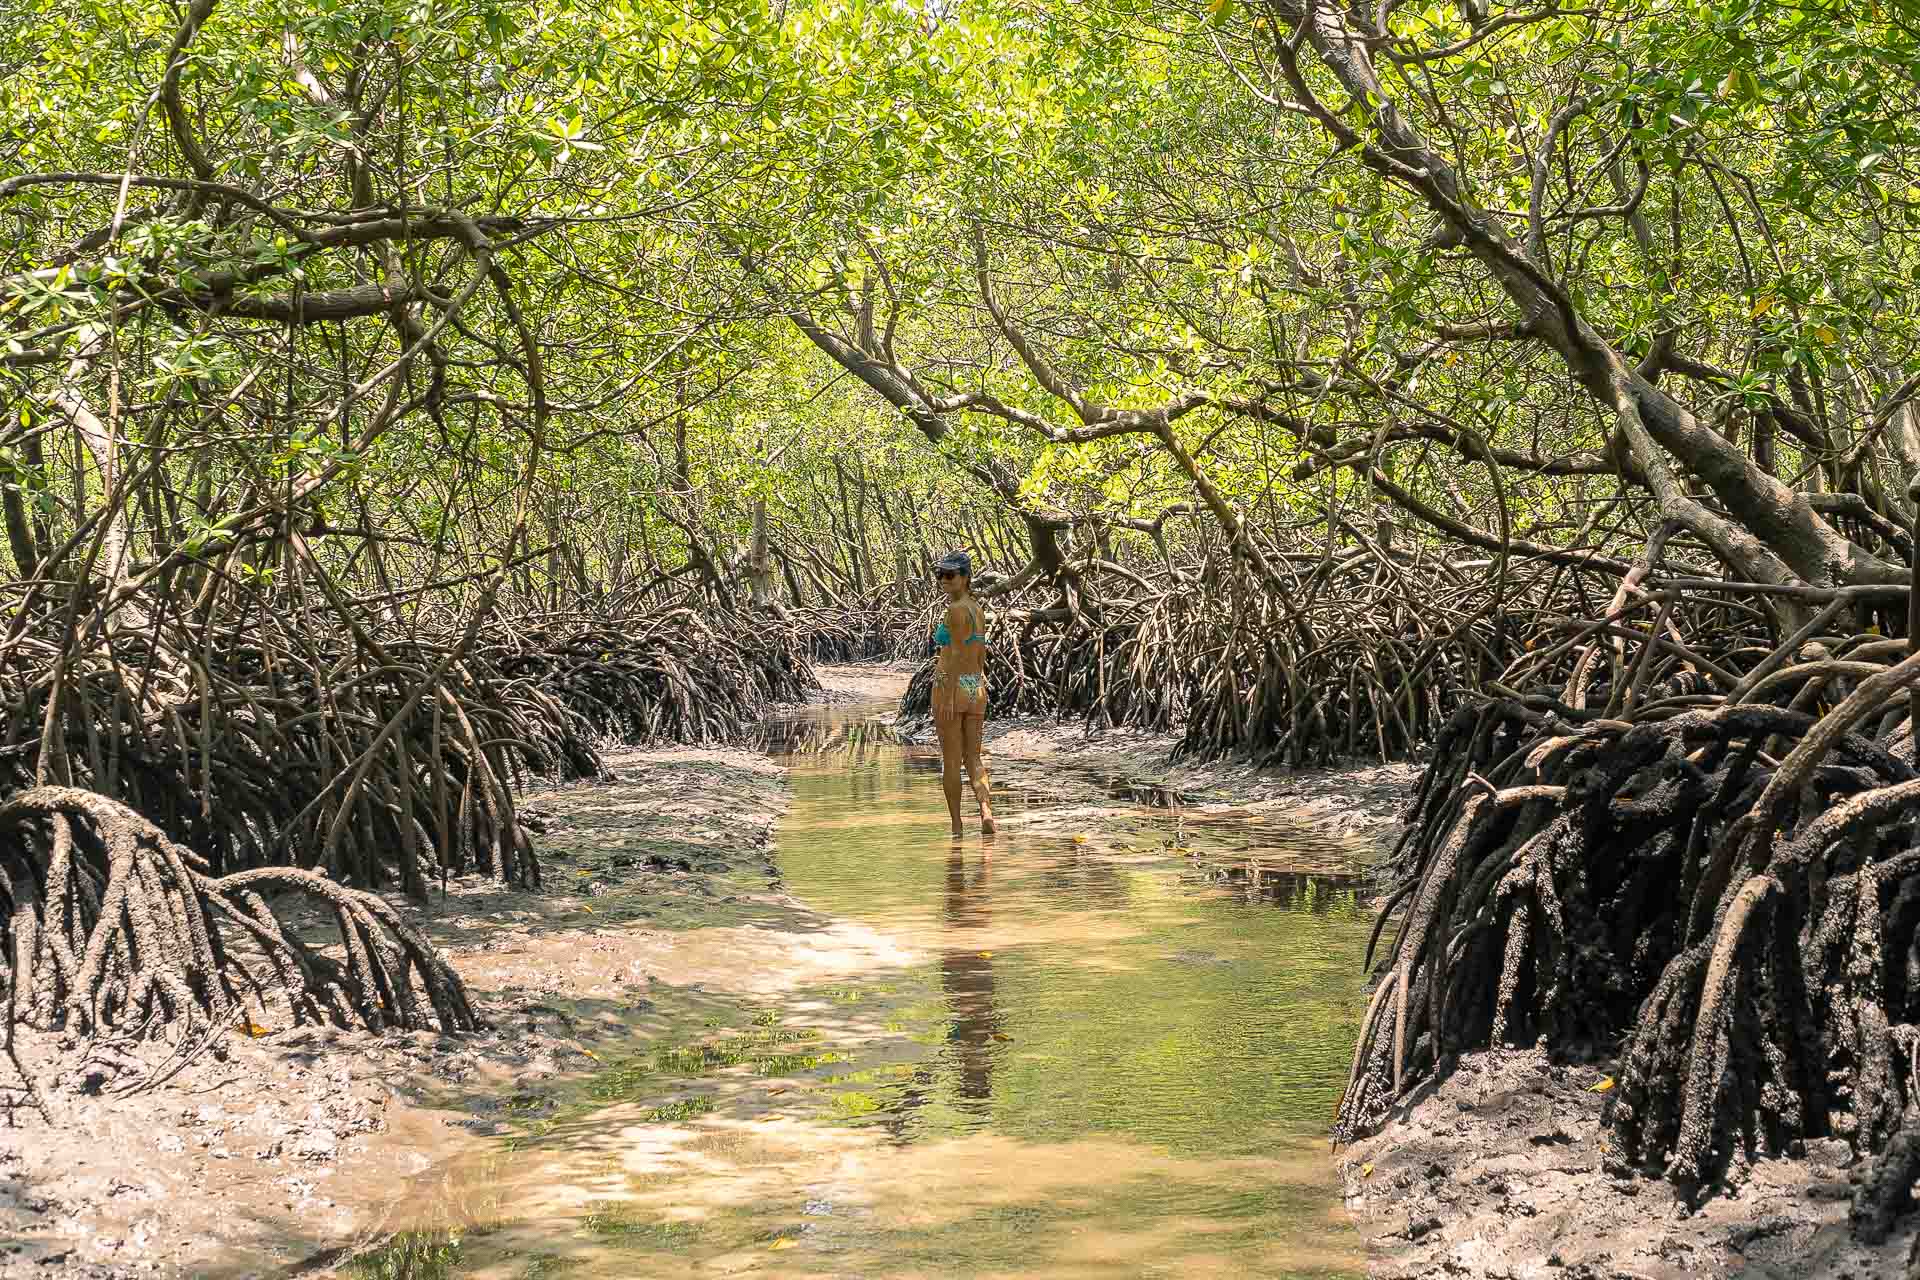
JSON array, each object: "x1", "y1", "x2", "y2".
[{"x1": 1337, "y1": 1047, "x2": 1919, "y2": 1280}]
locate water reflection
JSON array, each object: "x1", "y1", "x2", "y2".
[
  {"x1": 341, "y1": 699, "x2": 1377, "y2": 1279},
  {"x1": 942, "y1": 846, "x2": 1000, "y2": 1105}
]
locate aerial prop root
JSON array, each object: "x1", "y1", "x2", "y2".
[
  {"x1": 1336, "y1": 680, "x2": 1920, "y2": 1229},
  {"x1": 1, "y1": 786, "x2": 478, "y2": 1063}
]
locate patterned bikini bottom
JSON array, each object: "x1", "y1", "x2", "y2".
[{"x1": 939, "y1": 673, "x2": 986, "y2": 713}]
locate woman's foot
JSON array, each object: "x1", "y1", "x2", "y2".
[
  {"x1": 951, "y1": 824, "x2": 965, "y2": 838},
  {"x1": 980, "y1": 815, "x2": 997, "y2": 835}
]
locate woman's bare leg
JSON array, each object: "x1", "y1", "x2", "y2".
[
  {"x1": 934, "y1": 709, "x2": 964, "y2": 834},
  {"x1": 962, "y1": 710, "x2": 994, "y2": 833}
]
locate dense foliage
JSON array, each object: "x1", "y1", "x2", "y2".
[{"x1": 9, "y1": 0, "x2": 1920, "y2": 1223}]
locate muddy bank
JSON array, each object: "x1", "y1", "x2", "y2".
[
  {"x1": 1336, "y1": 1047, "x2": 1918, "y2": 1279},
  {"x1": 0, "y1": 743, "x2": 910, "y2": 1279}
]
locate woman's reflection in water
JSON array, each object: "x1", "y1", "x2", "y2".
[{"x1": 941, "y1": 844, "x2": 1001, "y2": 1106}]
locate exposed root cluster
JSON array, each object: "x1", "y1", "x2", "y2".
[
  {"x1": 792, "y1": 601, "x2": 930, "y2": 664},
  {"x1": 1, "y1": 602, "x2": 821, "y2": 902},
  {"x1": 1338, "y1": 606, "x2": 1920, "y2": 1240},
  {"x1": 1, "y1": 786, "x2": 475, "y2": 1097},
  {"x1": 490, "y1": 606, "x2": 817, "y2": 746},
  {"x1": 897, "y1": 553, "x2": 1592, "y2": 764}
]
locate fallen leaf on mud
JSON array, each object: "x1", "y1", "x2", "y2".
[
  {"x1": 768, "y1": 1086, "x2": 788, "y2": 1095},
  {"x1": 991, "y1": 1033, "x2": 1013, "y2": 1042},
  {"x1": 1071, "y1": 834, "x2": 1089, "y2": 844},
  {"x1": 581, "y1": 904, "x2": 594, "y2": 914},
  {"x1": 1362, "y1": 1162, "x2": 1374, "y2": 1178},
  {"x1": 978, "y1": 950, "x2": 993, "y2": 958},
  {"x1": 1589, "y1": 1076, "x2": 1615, "y2": 1092},
  {"x1": 582, "y1": 1049, "x2": 599, "y2": 1061},
  {"x1": 768, "y1": 1237, "x2": 797, "y2": 1251},
  {"x1": 239, "y1": 1018, "x2": 271, "y2": 1038}
]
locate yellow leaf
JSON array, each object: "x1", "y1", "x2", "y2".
[
  {"x1": 1813, "y1": 323, "x2": 1838, "y2": 345},
  {"x1": 978, "y1": 950, "x2": 993, "y2": 958},
  {"x1": 1361, "y1": 1162, "x2": 1374, "y2": 1178},
  {"x1": 1717, "y1": 68, "x2": 1739, "y2": 99},
  {"x1": 768, "y1": 1237, "x2": 796, "y2": 1252},
  {"x1": 991, "y1": 1032, "x2": 1013, "y2": 1042},
  {"x1": 1751, "y1": 294, "x2": 1777, "y2": 318},
  {"x1": 577, "y1": 870, "x2": 594, "y2": 877},
  {"x1": 581, "y1": 904, "x2": 594, "y2": 914},
  {"x1": 582, "y1": 1049, "x2": 599, "y2": 1061},
  {"x1": 1071, "y1": 833, "x2": 1089, "y2": 845},
  {"x1": 239, "y1": 1017, "x2": 271, "y2": 1038},
  {"x1": 1589, "y1": 1076, "x2": 1615, "y2": 1093}
]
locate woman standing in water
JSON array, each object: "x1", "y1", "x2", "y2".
[{"x1": 931, "y1": 551, "x2": 995, "y2": 835}]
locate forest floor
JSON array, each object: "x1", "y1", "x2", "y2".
[
  {"x1": 0, "y1": 662, "x2": 1913, "y2": 1278},
  {"x1": 1334, "y1": 1044, "x2": 1916, "y2": 1280}
]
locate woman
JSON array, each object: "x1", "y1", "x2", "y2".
[{"x1": 930, "y1": 550, "x2": 995, "y2": 835}]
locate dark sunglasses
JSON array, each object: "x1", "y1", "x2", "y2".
[{"x1": 935, "y1": 569, "x2": 959, "y2": 581}]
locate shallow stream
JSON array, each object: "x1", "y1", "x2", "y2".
[{"x1": 354, "y1": 702, "x2": 1374, "y2": 1278}]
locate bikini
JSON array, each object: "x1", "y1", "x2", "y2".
[{"x1": 933, "y1": 602, "x2": 986, "y2": 702}]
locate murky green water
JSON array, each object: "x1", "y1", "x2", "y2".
[{"x1": 351, "y1": 703, "x2": 1374, "y2": 1278}]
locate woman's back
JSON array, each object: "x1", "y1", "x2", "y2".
[{"x1": 939, "y1": 596, "x2": 987, "y2": 675}]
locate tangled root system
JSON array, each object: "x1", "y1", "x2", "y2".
[
  {"x1": 899, "y1": 551, "x2": 1588, "y2": 765},
  {"x1": 1, "y1": 786, "x2": 475, "y2": 1095},
  {"x1": 1338, "y1": 607, "x2": 1920, "y2": 1231}
]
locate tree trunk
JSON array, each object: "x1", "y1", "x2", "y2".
[
  {"x1": 746, "y1": 495, "x2": 777, "y2": 610},
  {"x1": 1283, "y1": 1, "x2": 1901, "y2": 591}
]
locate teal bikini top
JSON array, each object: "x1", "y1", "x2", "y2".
[{"x1": 933, "y1": 601, "x2": 984, "y2": 648}]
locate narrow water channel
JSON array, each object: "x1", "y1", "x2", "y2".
[{"x1": 354, "y1": 701, "x2": 1374, "y2": 1278}]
